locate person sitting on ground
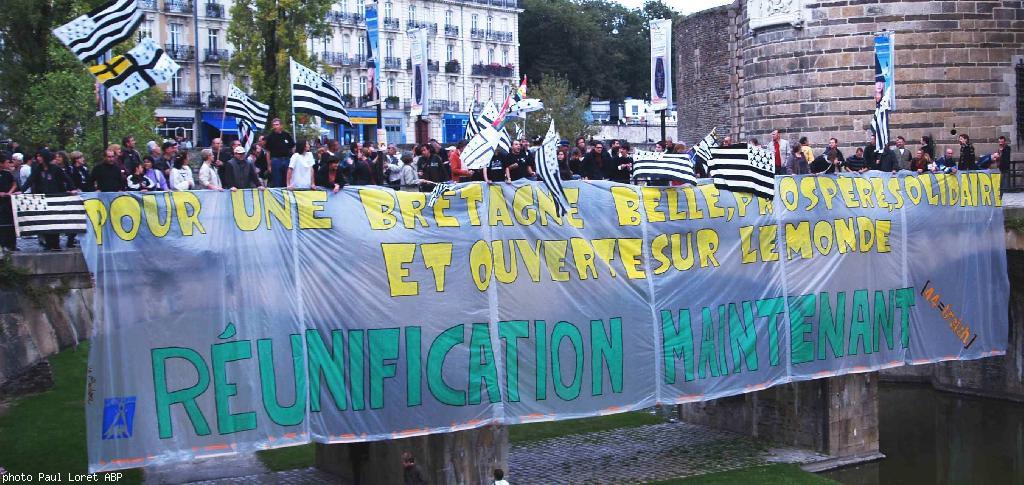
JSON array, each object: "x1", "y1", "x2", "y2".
[{"x1": 170, "y1": 152, "x2": 195, "y2": 191}]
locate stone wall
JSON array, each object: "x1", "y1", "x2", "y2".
[
  {"x1": 678, "y1": 374, "x2": 879, "y2": 460},
  {"x1": 0, "y1": 251, "x2": 93, "y2": 397},
  {"x1": 676, "y1": 1, "x2": 1024, "y2": 159},
  {"x1": 674, "y1": 5, "x2": 738, "y2": 144}
]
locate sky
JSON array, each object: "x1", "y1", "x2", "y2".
[{"x1": 609, "y1": 0, "x2": 733, "y2": 15}]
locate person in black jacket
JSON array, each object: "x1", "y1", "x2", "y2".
[
  {"x1": 958, "y1": 134, "x2": 977, "y2": 171},
  {"x1": 88, "y1": 149, "x2": 126, "y2": 192},
  {"x1": 417, "y1": 145, "x2": 450, "y2": 188},
  {"x1": 121, "y1": 136, "x2": 143, "y2": 170},
  {"x1": 223, "y1": 146, "x2": 264, "y2": 190},
  {"x1": 504, "y1": 141, "x2": 533, "y2": 181},
  {"x1": 581, "y1": 142, "x2": 610, "y2": 180},
  {"x1": 65, "y1": 151, "x2": 90, "y2": 191},
  {"x1": 347, "y1": 147, "x2": 374, "y2": 186},
  {"x1": 0, "y1": 154, "x2": 19, "y2": 251},
  {"x1": 316, "y1": 155, "x2": 345, "y2": 193}
]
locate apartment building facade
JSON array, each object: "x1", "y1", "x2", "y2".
[{"x1": 139, "y1": 0, "x2": 521, "y2": 146}]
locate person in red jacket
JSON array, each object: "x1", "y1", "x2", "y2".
[{"x1": 449, "y1": 140, "x2": 471, "y2": 182}]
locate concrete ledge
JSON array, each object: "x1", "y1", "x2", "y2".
[
  {"x1": 10, "y1": 250, "x2": 90, "y2": 277},
  {"x1": 801, "y1": 452, "x2": 886, "y2": 473}
]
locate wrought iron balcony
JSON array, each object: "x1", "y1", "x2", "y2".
[
  {"x1": 382, "y1": 17, "x2": 401, "y2": 30},
  {"x1": 429, "y1": 100, "x2": 460, "y2": 112},
  {"x1": 471, "y1": 63, "x2": 515, "y2": 77},
  {"x1": 384, "y1": 57, "x2": 402, "y2": 69},
  {"x1": 486, "y1": 30, "x2": 514, "y2": 42},
  {"x1": 205, "y1": 2, "x2": 223, "y2": 18},
  {"x1": 163, "y1": 0, "x2": 192, "y2": 15},
  {"x1": 333, "y1": 12, "x2": 363, "y2": 25},
  {"x1": 384, "y1": 98, "x2": 400, "y2": 109},
  {"x1": 138, "y1": 0, "x2": 158, "y2": 9},
  {"x1": 406, "y1": 20, "x2": 438, "y2": 35},
  {"x1": 354, "y1": 54, "x2": 368, "y2": 66},
  {"x1": 162, "y1": 92, "x2": 200, "y2": 107},
  {"x1": 444, "y1": 24, "x2": 460, "y2": 37},
  {"x1": 164, "y1": 44, "x2": 195, "y2": 61},
  {"x1": 405, "y1": 59, "x2": 440, "y2": 72},
  {"x1": 445, "y1": 60, "x2": 460, "y2": 74},
  {"x1": 358, "y1": 95, "x2": 375, "y2": 107},
  {"x1": 320, "y1": 52, "x2": 350, "y2": 65},
  {"x1": 470, "y1": 28, "x2": 485, "y2": 40},
  {"x1": 207, "y1": 94, "x2": 225, "y2": 108},
  {"x1": 203, "y1": 48, "x2": 229, "y2": 63}
]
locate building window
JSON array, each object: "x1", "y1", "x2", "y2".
[
  {"x1": 137, "y1": 20, "x2": 153, "y2": 41},
  {"x1": 427, "y1": 42, "x2": 433, "y2": 60},
  {"x1": 488, "y1": 47, "x2": 495, "y2": 64},
  {"x1": 384, "y1": 1, "x2": 392, "y2": 18},
  {"x1": 359, "y1": 76, "x2": 367, "y2": 97},
  {"x1": 356, "y1": 0, "x2": 364, "y2": 17},
  {"x1": 632, "y1": 105, "x2": 639, "y2": 116},
  {"x1": 502, "y1": 18, "x2": 509, "y2": 32},
  {"x1": 447, "y1": 82, "x2": 455, "y2": 102},
  {"x1": 447, "y1": 44, "x2": 454, "y2": 62},
  {"x1": 210, "y1": 74, "x2": 221, "y2": 96},
  {"x1": 473, "y1": 47, "x2": 480, "y2": 64},
  {"x1": 489, "y1": 83, "x2": 495, "y2": 101},
  {"x1": 386, "y1": 38, "x2": 394, "y2": 58},
  {"x1": 208, "y1": 29, "x2": 219, "y2": 50},
  {"x1": 339, "y1": 0, "x2": 348, "y2": 13},
  {"x1": 471, "y1": 14, "x2": 478, "y2": 31},
  {"x1": 487, "y1": 15, "x2": 493, "y2": 31},
  {"x1": 169, "y1": 22, "x2": 182, "y2": 46},
  {"x1": 445, "y1": 9, "x2": 453, "y2": 26},
  {"x1": 342, "y1": 34, "x2": 351, "y2": 55},
  {"x1": 387, "y1": 78, "x2": 396, "y2": 97},
  {"x1": 343, "y1": 75, "x2": 351, "y2": 95},
  {"x1": 358, "y1": 36, "x2": 366, "y2": 58},
  {"x1": 171, "y1": 70, "x2": 183, "y2": 94},
  {"x1": 408, "y1": 4, "x2": 416, "y2": 22},
  {"x1": 502, "y1": 48, "x2": 508, "y2": 65}
]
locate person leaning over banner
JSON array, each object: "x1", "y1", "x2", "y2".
[
  {"x1": 504, "y1": 140, "x2": 533, "y2": 181},
  {"x1": 0, "y1": 153, "x2": 19, "y2": 251},
  {"x1": 607, "y1": 142, "x2": 633, "y2": 183},
  {"x1": 911, "y1": 149, "x2": 932, "y2": 173},
  {"x1": 141, "y1": 156, "x2": 169, "y2": 191},
  {"x1": 893, "y1": 136, "x2": 912, "y2": 170},
  {"x1": 264, "y1": 118, "x2": 295, "y2": 187},
  {"x1": 398, "y1": 154, "x2": 426, "y2": 192},
  {"x1": 198, "y1": 149, "x2": 223, "y2": 190},
  {"x1": 935, "y1": 147, "x2": 958, "y2": 174},
  {"x1": 978, "y1": 135, "x2": 1011, "y2": 171},
  {"x1": 418, "y1": 144, "x2": 450, "y2": 189},
  {"x1": 449, "y1": 140, "x2": 472, "y2": 182},
  {"x1": 287, "y1": 139, "x2": 316, "y2": 190},
  {"x1": 582, "y1": 141, "x2": 610, "y2": 180},
  {"x1": 845, "y1": 147, "x2": 868, "y2": 173},
  {"x1": 223, "y1": 145, "x2": 264, "y2": 191},
  {"x1": 316, "y1": 154, "x2": 345, "y2": 194},
  {"x1": 169, "y1": 152, "x2": 195, "y2": 191},
  {"x1": 958, "y1": 134, "x2": 977, "y2": 171},
  {"x1": 126, "y1": 162, "x2": 156, "y2": 192}
]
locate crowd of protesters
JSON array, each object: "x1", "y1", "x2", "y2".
[{"x1": 0, "y1": 119, "x2": 1013, "y2": 252}]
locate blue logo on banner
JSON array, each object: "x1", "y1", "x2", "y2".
[{"x1": 102, "y1": 397, "x2": 137, "y2": 440}]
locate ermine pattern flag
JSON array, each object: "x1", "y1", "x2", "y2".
[
  {"x1": 692, "y1": 128, "x2": 719, "y2": 167},
  {"x1": 462, "y1": 101, "x2": 504, "y2": 169},
  {"x1": 534, "y1": 120, "x2": 569, "y2": 216},
  {"x1": 708, "y1": 143, "x2": 776, "y2": 200},
  {"x1": 426, "y1": 182, "x2": 456, "y2": 208},
  {"x1": 225, "y1": 86, "x2": 270, "y2": 132},
  {"x1": 12, "y1": 194, "x2": 87, "y2": 237},
  {"x1": 238, "y1": 121, "x2": 256, "y2": 154},
  {"x1": 632, "y1": 151, "x2": 697, "y2": 185},
  {"x1": 872, "y1": 90, "x2": 891, "y2": 154},
  {"x1": 88, "y1": 38, "x2": 180, "y2": 102},
  {"x1": 291, "y1": 59, "x2": 351, "y2": 125},
  {"x1": 53, "y1": 0, "x2": 143, "y2": 63},
  {"x1": 466, "y1": 105, "x2": 479, "y2": 138},
  {"x1": 497, "y1": 127, "x2": 512, "y2": 155}
]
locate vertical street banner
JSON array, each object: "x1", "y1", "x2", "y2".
[
  {"x1": 80, "y1": 172, "x2": 1009, "y2": 472},
  {"x1": 410, "y1": 28, "x2": 429, "y2": 117},
  {"x1": 874, "y1": 32, "x2": 895, "y2": 108},
  {"x1": 365, "y1": 4, "x2": 381, "y2": 104},
  {"x1": 649, "y1": 19, "x2": 673, "y2": 112}
]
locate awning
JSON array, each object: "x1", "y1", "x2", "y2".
[
  {"x1": 346, "y1": 110, "x2": 379, "y2": 125},
  {"x1": 201, "y1": 112, "x2": 238, "y2": 133}
]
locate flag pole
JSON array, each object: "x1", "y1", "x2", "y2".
[
  {"x1": 289, "y1": 57, "x2": 297, "y2": 138},
  {"x1": 99, "y1": 50, "x2": 113, "y2": 149}
]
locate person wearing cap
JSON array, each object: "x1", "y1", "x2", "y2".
[{"x1": 223, "y1": 145, "x2": 264, "y2": 190}]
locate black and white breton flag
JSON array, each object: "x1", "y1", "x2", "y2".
[
  {"x1": 692, "y1": 128, "x2": 719, "y2": 168},
  {"x1": 535, "y1": 120, "x2": 569, "y2": 216},
  {"x1": 53, "y1": 0, "x2": 143, "y2": 63},
  {"x1": 497, "y1": 126, "x2": 512, "y2": 155},
  {"x1": 426, "y1": 181, "x2": 456, "y2": 208},
  {"x1": 12, "y1": 194, "x2": 88, "y2": 237},
  {"x1": 632, "y1": 151, "x2": 697, "y2": 185},
  {"x1": 871, "y1": 90, "x2": 891, "y2": 154},
  {"x1": 226, "y1": 86, "x2": 269, "y2": 153},
  {"x1": 708, "y1": 143, "x2": 776, "y2": 200},
  {"x1": 290, "y1": 58, "x2": 351, "y2": 125}
]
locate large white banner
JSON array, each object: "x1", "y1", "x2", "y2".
[
  {"x1": 650, "y1": 19, "x2": 673, "y2": 112},
  {"x1": 410, "y1": 28, "x2": 429, "y2": 117}
]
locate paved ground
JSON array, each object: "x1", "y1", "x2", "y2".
[
  {"x1": 161, "y1": 421, "x2": 827, "y2": 485},
  {"x1": 1004, "y1": 191, "x2": 1024, "y2": 209}
]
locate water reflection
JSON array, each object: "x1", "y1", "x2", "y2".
[{"x1": 824, "y1": 383, "x2": 1024, "y2": 484}]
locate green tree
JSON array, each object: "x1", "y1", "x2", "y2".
[
  {"x1": 524, "y1": 75, "x2": 598, "y2": 142},
  {"x1": 227, "y1": 0, "x2": 334, "y2": 128}
]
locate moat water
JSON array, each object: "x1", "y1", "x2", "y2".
[{"x1": 823, "y1": 382, "x2": 1024, "y2": 484}]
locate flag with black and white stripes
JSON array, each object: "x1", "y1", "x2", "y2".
[
  {"x1": 692, "y1": 128, "x2": 719, "y2": 168},
  {"x1": 226, "y1": 86, "x2": 269, "y2": 154},
  {"x1": 497, "y1": 127, "x2": 512, "y2": 155},
  {"x1": 290, "y1": 58, "x2": 351, "y2": 125},
  {"x1": 427, "y1": 181, "x2": 456, "y2": 208},
  {"x1": 631, "y1": 151, "x2": 697, "y2": 185},
  {"x1": 707, "y1": 143, "x2": 776, "y2": 200},
  {"x1": 871, "y1": 90, "x2": 891, "y2": 154},
  {"x1": 462, "y1": 101, "x2": 503, "y2": 169},
  {"x1": 12, "y1": 194, "x2": 87, "y2": 237},
  {"x1": 53, "y1": 0, "x2": 143, "y2": 63},
  {"x1": 535, "y1": 120, "x2": 569, "y2": 216}
]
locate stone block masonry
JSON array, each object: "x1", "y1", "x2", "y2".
[{"x1": 676, "y1": 1, "x2": 1024, "y2": 160}]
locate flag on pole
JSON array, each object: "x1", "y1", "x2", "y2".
[
  {"x1": 88, "y1": 38, "x2": 180, "y2": 102},
  {"x1": 290, "y1": 58, "x2": 351, "y2": 125},
  {"x1": 631, "y1": 151, "x2": 697, "y2": 185},
  {"x1": 534, "y1": 120, "x2": 569, "y2": 216},
  {"x1": 462, "y1": 125, "x2": 500, "y2": 170},
  {"x1": 466, "y1": 104, "x2": 478, "y2": 138},
  {"x1": 707, "y1": 143, "x2": 776, "y2": 200},
  {"x1": 225, "y1": 86, "x2": 269, "y2": 131},
  {"x1": 427, "y1": 181, "x2": 456, "y2": 208},
  {"x1": 692, "y1": 128, "x2": 719, "y2": 167},
  {"x1": 871, "y1": 89, "x2": 891, "y2": 154},
  {"x1": 53, "y1": 0, "x2": 143, "y2": 63},
  {"x1": 12, "y1": 194, "x2": 87, "y2": 237}
]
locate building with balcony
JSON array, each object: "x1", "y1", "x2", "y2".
[{"x1": 139, "y1": 0, "x2": 522, "y2": 146}]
